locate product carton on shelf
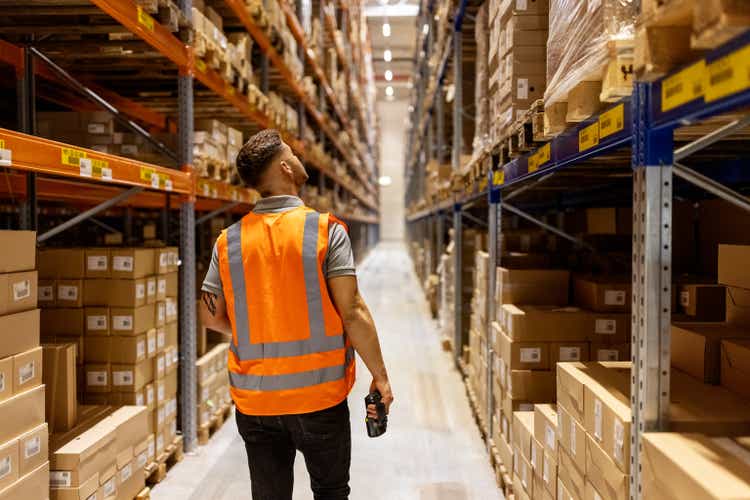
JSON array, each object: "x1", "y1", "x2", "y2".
[
  {"x1": 84, "y1": 248, "x2": 110, "y2": 279},
  {"x1": 110, "y1": 248, "x2": 155, "y2": 279},
  {"x1": 573, "y1": 276, "x2": 631, "y2": 313},
  {"x1": 84, "y1": 279, "x2": 147, "y2": 308},
  {"x1": 585, "y1": 432, "x2": 628, "y2": 500},
  {"x1": 0, "y1": 270, "x2": 37, "y2": 316},
  {"x1": 43, "y1": 343, "x2": 78, "y2": 433},
  {"x1": 55, "y1": 280, "x2": 83, "y2": 309},
  {"x1": 534, "y1": 404, "x2": 558, "y2": 497},
  {"x1": 501, "y1": 305, "x2": 591, "y2": 342},
  {"x1": 671, "y1": 322, "x2": 750, "y2": 384},
  {"x1": 38, "y1": 248, "x2": 85, "y2": 279},
  {"x1": 11, "y1": 346, "x2": 42, "y2": 394},
  {"x1": 0, "y1": 384, "x2": 45, "y2": 447},
  {"x1": 50, "y1": 420, "x2": 117, "y2": 489},
  {"x1": 0, "y1": 231, "x2": 36, "y2": 274},
  {"x1": 720, "y1": 339, "x2": 750, "y2": 400},
  {"x1": 676, "y1": 284, "x2": 726, "y2": 321},
  {"x1": 0, "y1": 309, "x2": 40, "y2": 360},
  {"x1": 110, "y1": 305, "x2": 156, "y2": 336},
  {"x1": 0, "y1": 462, "x2": 49, "y2": 500},
  {"x1": 41, "y1": 308, "x2": 84, "y2": 337},
  {"x1": 557, "y1": 403, "x2": 586, "y2": 475},
  {"x1": 496, "y1": 267, "x2": 570, "y2": 306},
  {"x1": 718, "y1": 244, "x2": 750, "y2": 290}
]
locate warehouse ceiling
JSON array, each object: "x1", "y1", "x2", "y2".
[{"x1": 365, "y1": 0, "x2": 417, "y2": 102}]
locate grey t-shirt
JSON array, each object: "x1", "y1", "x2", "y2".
[{"x1": 201, "y1": 195, "x2": 355, "y2": 297}]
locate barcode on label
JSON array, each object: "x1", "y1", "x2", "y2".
[
  {"x1": 113, "y1": 256, "x2": 134, "y2": 271},
  {"x1": 160, "y1": 253, "x2": 169, "y2": 268},
  {"x1": 0, "y1": 457, "x2": 9, "y2": 479},
  {"x1": 50, "y1": 471, "x2": 71, "y2": 488},
  {"x1": 12, "y1": 279, "x2": 30, "y2": 301},
  {"x1": 594, "y1": 399, "x2": 603, "y2": 441},
  {"x1": 148, "y1": 280, "x2": 156, "y2": 296},
  {"x1": 595, "y1": 318, "x2": 617, "y2": 334},
  {"x1": 136, "y1": 284, "x2": 146, "y2": 299},
  {"x1": 680, "y1": 291, "x2": 690, "y2": 307},
  {"x1": 113, "y1": 370, "x2": 134, "y2": 386},
  {"x1": 87, "y1": 315, "x2": 107, "y2": 331},
  {"x1": 559, "y1": 346, "x2": 581, "y2": 362},
  {"x1": 19, "y1": 361, "x2": 34, "y2": 385},
  {"x1": 87, "y1": 371, "x2": 107, "y2": 386},
  {"x1": 113, "y1": 315, "x2": 133, "y2": 331},
  {"x1": 520, "y1": 348, "x2": 541, "y2": 363},
  {"x1": 58, "y1": 285, "x2": 78, "y2": 301},
  {"x1": 87, "y1": 255, "x2": 107, "y2": 271},
  {"x1": 597, "y1": 349, "x2": 619, "y2": 361},
  {"x1": 604, "y1": 290, "x2": 626, "y2": 306},
  {"x1": 25, "y1": 436, "x2": 41, "y2": 458}
]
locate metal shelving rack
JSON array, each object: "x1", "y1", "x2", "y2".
[
  {"x1": 0, "y1": 0, "x2": 380, "y2": 453},
  {"x1": 405, "y1": 16, "x2": 750, "y2": 498}
]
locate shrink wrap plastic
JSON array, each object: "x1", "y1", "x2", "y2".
[{"x1": 544, "y1": 0, "x2": 636, "y2": 106}]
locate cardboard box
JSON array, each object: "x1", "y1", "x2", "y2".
[
  {"x1": 531, "y1": 437, "x2": 544, "y2": 477},
  {"x1": 164, "y1": 272, "x2": 178, "y2": 298},
  {"x1": 153, "y1": 353, "x2": 165, "y2": 380},
  {"x1": 0, "y1": 310, "x2": 39, "y2": 360},
  {"x1": 56, "y1": 280, "x2": 83, "y2": 308},
  {"x1": 642, "y1": 433, "x2": 750, "y2": 500},
  {"x1": 726, "y1": 286, "x2": 750, "y2": 328},
  {"x1": 84, "y1": 364, "x2": 110, "y2": 393},
  {"x1": 111, "y1": 335, "x2": 147, "y2": 364},
  {"x1": 111, "y1": 248, "x2": 155, "y2": 279},
  {"x1": 677, "y1": 284, "x2": 726, "y2": 321},
  {"x1": 671, "y1": 322, "x2": 750, "y2": 383},
  {"x1": 0, "y1": 232, "x2": 35, "y2": 273},
  {"x1": 84, "y1": 279, "x2": 146, "y2": 308},
  {"x1": 0, "y1": 439, "x2": 19, "y2": 492},
  {"x1": 0, "y1": 462, "x2": 49, "y2": 500},
  {"x1": 110, "y1": 305, "x2": 155, "y2": 336},
  {"x1": 17, "y1": 423, "x2": 47, "y2": 476},
  {"x1": 534, "y1": 404, "x2": 557, "y2": 457},
  {"x1": 496, "y1": 268, "x2": 569, "y2": 305},
  {"x1": 84, "y1": 336, "x2": 110, "y2": 363},
  {"x1": 116, "y1": 458, "x2": 144, "y2": 500},
  {"x1": 146, "y1": 277, "x2": 156, "y2": 305},
  {"x1": 146, "y1": 329, "x2": 157, "y2": 359},
  {"x1": 557, "y1": 404, "x2": 586, "y2": 474},
  {"x1": 97, "y1": 471, "x2": 117, "y2": 499},
  {"x1": 50, "y1": 474, "x2": 98, "y2": 500},
  {"x1": 541, "y1": 448, "x2": 557, "y2": 497},
  {"x1": 721, "y1": 339, "x2": 750, "y2": 400},
  {"x1": 12, "y1": 347, "x2": 42, "y2": 394},
  {"x1": 42, "y1": 344, "x2": 77, "y2": 433},
  {"x1": 0, "y1": 271, "x2": 37, "y2": 315},
  {"x1": 718, "y1": 244, "x2": 750, "y2": 289},
  {"x1": 587, "y1": 313, "x2": 630, "y2": 344},
  {"x1": 155, "y1": 301, "x2": 166, "y2": 327},
  {"x1": 513, "y1": 411, "x2": 535, "y2": 461},
  {"x1": 585, "y1": 434, "x2": 628, "y2": 500},
  {"x1": 165, "y1": 321, "x2": 178, "y2": 349},
  {"x1": 85, "y1": 307, "x2": 110, "y2": 336},
  {"x1": 85, "y1": 248, "x2": 110, "y2": 279},
  {"x1": 514, "y1": 445, "x2": 534, "y2": 498},
  {"x1": 154, "y1": 249, "x2": 170, "y2": 275},
  {"x1": 499, "y1": 330, "x2": 549, "y2": 370},
  {"x1": 557, "y1": 477, "x2": 575, "y2": 500},
  {"x1": 0, "y1": 358, "x2": 11, "y2": 404},
  {"x1": 42, "y1": 308, "x2": 83, "y2": 337},
  {"x1": 38, "y1": 248, "x2": 85, "y2": 279},
  {"x1": 111, "y1": 359, "x2": 153, "y2": 393},
  {"x1": 38, "y1": 279, "x2": 55, "y2": 307},
  {"x1": 558, "y1": 448, "x2": 585, "y2": 500},
  {"x1": 501, "y1": 305, "x2": 591, "y2": 341},
  {"x1": 506, "y1": 370, "x2": 556, "y2": 401},
  {"x1": 573, "y1": 277, "x2": 631, "y2": 313},
  {"x1": 51, "y1": 418, "x2": 117, "y2": 489},
  {"x1": 590, "y1": 343, "x2": 630, "y2": 362},
  {"x1": 550, "y1": 342, "x2": 590, "y2": 365},
  {"x1": 0, "y1": 385, "x2": 45, "y2": 446},
  {"x1": 165, "y1": 297, "x2": 177, "y2": 323}
]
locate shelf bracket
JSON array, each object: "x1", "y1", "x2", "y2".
[
  {"x1": 674, "y1": 113, "x2": 750, "y2": 162},
  {"x1": 673, "y1": 163, "x2": 750, "y2": 214},
  {"x1": 501, "y1": 203, "x2": 595, "y2": 251},
  {"x1": 37, "y1": 186, "x2": 143, "y2": 243}
]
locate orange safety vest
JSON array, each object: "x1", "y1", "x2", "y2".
[{"x1": 216, "y1": 204, "x2": 356, "y2": 416}]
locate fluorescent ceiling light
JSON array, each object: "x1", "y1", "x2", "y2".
[
  {"x1": 385, "y1": 86, "x2": 394, "y2": 97},
  {"x1": 378, "y1": 176, "x2": 393, "y2": 186},
  {"x1": 422, "y1": 23, "x2": 429, "y2": 35},
  {"x1": 382, "y1": 22, "x2": 391, "y2": 37},
  {"x1": 365, "y1": 4, "x2": 419, "y2": 17},
  {"x1": 385, "y1": 70, "x2": 393, "y2": 81},
  {"x1": 384, "y1": 49, "x2": 392, "y2": 62}
]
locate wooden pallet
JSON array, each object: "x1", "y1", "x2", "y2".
[
  {"x1": 145, "y1": 435, "x2": 185, "y2": 486},
  {"x1": 198, "y1": 403, "x2": 233, "y2": 445},
  {"x1": 135, "y1": 487, "x2": 152, "y2": 500},
  {"x1": 488, "y1": 440, "x2": 513, "y2": 498}
]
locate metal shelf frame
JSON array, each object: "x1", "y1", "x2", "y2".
[{"x1": 405, "y1": 27, "x2": 750, "y2": 499}]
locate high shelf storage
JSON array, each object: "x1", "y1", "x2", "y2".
[
  {"x1": 0, "y1": 0, "x2": 379, "y2": 456},
  {"x1": 406, "y1": 1, "x2": 750, "y2": 498}
]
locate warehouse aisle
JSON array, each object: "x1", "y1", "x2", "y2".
[{"x1": 154, "y1": 241, "x2": 501, "y2": 500}]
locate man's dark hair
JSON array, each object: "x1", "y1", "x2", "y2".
[{"x1": 236, "y1": 129, "x2": 284, "y2": 187}]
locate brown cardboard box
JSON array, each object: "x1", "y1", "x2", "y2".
[
  {"x1": 0, "y1": 271, "x2": 37, "y2": 315},
  {"x1": 590, "y1": 343, "x2": 630, "y2": 362},
  {"x1": 556, "y1": 362, "x2": 600, "y2": 429},
  {"x1": 84, "y1": 279, "x2": 146, "y2": 308},
  {"x1": 502, "y1": 305, "x2": 591, "y2": 341},
  {"x1": 56, "y1": 280, "x2": 83, "y2": 308},
  {"x1": 110, "y1": 305, "x2": 155, "y2": 336},
  {"x1": 111, "y1": 248, "x2": 155, "y2": 279},
  {"x1": 550, "y1": 342, "x2": 589, "y2": 365},
  {"x1": 50, "y1": 473, "x2": 98, "y2": 500},
  {"x1": 587, "y1": 313, "x2": 630, "y2": 344},
  {"x1": 0, "y1": 384, "x2": 45, "y2": 446},
  {"x1": 164, "y1": 321, "x2": 178, "y2": 349},
  {"x1": 166, "y1": 346, "x2": 178, "y2": 374},
  {"x1": 84, "y1": 336, "x2": 109, "y2": 363},
  {"x1": 642, "y1": 433, "x2": 750, "y2": 500},
  {"x1": 98, "y1": 471, "x2": 117, "y2": 498},
  {"x1": 534, "y1": 404, "x2": 557, "y2": 457},
  {"x1": 38, "y1": 280, "x2": 55, "y2": 307},
  {"x1": 496, "y1": 268, "x2": 569, "y2": 305},
  {"x1": 0, "y1": 439, "x2": 19, "y2": 492},
  {"x1": 85, "y1": 307, "x2": 110, "y2": 336},
  {"x1": 512, "y1": 411, "x2": 535, "y2": 460},
  {"x1": 514, "y1": 445, "x2": 534, "y2": 498},
  {"x1": 111, "y1": 359, "x2": 153, "y2": 393},
  {"x1": 144, "y1": 383, "x2": 155, "y2": 411},
  {"x1": 165, "y1": 297, "x2": 177, "y2": 323},
  {"x1": 153, "y1": 353, "x2": 165, "y2": 380},
  {"x1": 146, "y1": 329, "x2": 157, "y2": 359},
  {"x1": 558, "y1": 448, "x2": 585, "y2": 500},
  {"x1": 166, "y1": 247, "x2": 178, "y2": 273},
  {"x1": 541, "y1": 448, "x2": 557, "y2": 497},
  {"x1": 500, "y1": 253, "x2": 552, "y2": 269},
  {"x1": 111, "y1": 335, "x2": 147, "y2": 364},
  {"x1": 85, "y1": 248, "x2": 110, "y2": 279},
  {"x1": 115, "y1": 388, "x2": 146, "y2": 408},
  {"x1": 154, "y1": 249, "x2": 170, "y2": 275},
  {"x1": 155, "y1": 301, "x2": 166, "y2": 327},
  {"x1": 0, "y1": 310, "x2": 39, "y2": 360},
  {"x1": 513, "y1": 474, "x2": 532, "y2": 500},
  {"x1": 499, "y1": 330, "x2": 549, "y2": 370},
  {"x1": 557, "y1": 404, "x2": 586, "y2": 474},
  {"x1": 50, "y1": 419, "x2": 116, "y2": 489},
  {"x1": 164, "y1": 272, "x2": 178, "y2": 298},
  {"x1": 0, "y1": 358, "x2": 11, "y2": 404},
  {"x1": 0, "y1": 462, "x2": 48, "y2": 500},
  {"x1": 156, "y1": 276, "x2": 167, "y2": 302},
  {"x1": 585, "y1": 434, "x2": 628, "y2": 500},
  {"x1": 152, "y1": 404, "x2": 166, "y2": 432},
  {"x1": 531, "y1": 437, "x2": 544, "y2": 478},
  {"x1": 38, "y1": 248, "x2": 85, "y2": 279},
  {"x1": 84, "y1": 364, "x2": 110, "y2": 393},
  {"x1": 726, "y1": 286, "x2": 750, "y2": 328},
  {"x1": 42, "y1": 308, "x2": 83, "y2": 337},
  {"x1": 116, "y1": 458, "x2": 144, "y2": 500},
  {"x1": 573, "y1": 276, "x2": 631, "y2": 313},
  {"x1": 145, "y1": 277, "x2": 156, "y2": 305},
  {"x1": 557, "y1": 477, "x2": 576, "y2": 500},
  {"x1": 12, "y1": 347, "x2": 42, "y2": 394},
  {"x1": 671, "y1": 322, "x2": 750, "y2": 383},
  {"x1": 0, "y1": 232, "x2": 35, "y2": 273},
  {"x1": 133, "y1": 437, "x2": 150, "y2": 470},
  {"x1": 17, "y1": 423, "x2": 47, "y2": 476},
  {"x1": 721, "y1": 339, "x2": 750, "y2": 399},
  {"x1": 42, "y1": 344, "x2": 77, "y2": 433},
  {"x1": 718, "y1": 244, "x2": 750, "y2": 289},
  {"x1": 506, "y1": 370, "x2": 556, "y2": 401},
  {"x1": 677, "y1": 284, "x2": 726, "y2": 321}
]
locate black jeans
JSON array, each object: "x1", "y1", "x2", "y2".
[{"x1": 235, "y1": 399, "x2": 351, "y2": 500}]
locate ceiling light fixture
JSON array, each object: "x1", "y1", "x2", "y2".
[
  {"x1": 382, "y1": 22, "x2": 391, "y2": 37},
  {"x1": 385, "y1": 70, "x2": 393, "y2": 81},
  {"x1": 423, "y1": 23, "x2": 429, "y2": 35},
  {"x1": 384, "y1": 49, "x2": 392, "y2": 62},
  {"x1": 385, "y1": 86, "x2": 394, "y2": 97}
]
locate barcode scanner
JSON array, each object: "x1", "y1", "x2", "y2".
[{"x1": 365, "y1": 390, "x2": 388, "y2": 438}]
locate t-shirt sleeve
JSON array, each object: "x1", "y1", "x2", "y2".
[
  {"x1": 201, "y1": 241, "x2": 224, "y2": 297},
  {"x1": 324, "y1": 222, "x2": 356, "y2": 278}
]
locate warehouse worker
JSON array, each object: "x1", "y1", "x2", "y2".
[{"x1": 199, "y1": 129, "x2": 393, "y2": 500}]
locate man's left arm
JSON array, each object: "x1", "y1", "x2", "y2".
[{"x1": 200, "y1": 242, "x2": 232, "y2": 335}]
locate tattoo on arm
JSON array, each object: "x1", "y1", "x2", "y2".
[{"x1": 202, "y1": 291, "x2": 217, "y2": 316}]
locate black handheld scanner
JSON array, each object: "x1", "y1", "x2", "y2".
[{"x1": 365, "y1": 390, "x2": 388, "y2": 438}]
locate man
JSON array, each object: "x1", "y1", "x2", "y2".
[{"x1": 200, "y1": 129, "x2": 393, "y2": 500}]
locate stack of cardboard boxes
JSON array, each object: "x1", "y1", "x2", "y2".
[
  {"x1": 468, "y1": 249, "x2": 489, "y2": 423},
  {"x1": 0, "y1": 231, "x2": 49, "y2": 499},
  {"x1": 196, "y1": 343, "x2": 231, "y2": 433},
  {"x1": 194, "y1": 119, "x2": 244, "y2": 183},
  {"x1": 487, "y1": 0, "x2": 549, "y2": 142},
  {"x1": 38, "y1": 246, "x2": 180, "y2": 462}
]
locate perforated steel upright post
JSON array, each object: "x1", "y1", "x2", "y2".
[
  {"x1": 178, "y1": 0, "x2": 198, "y2": 452},
  {"x1": 451, "y1": 21, "x2": 464, "y2": 367},
  {"x1": 630, "y1": 82, "x2": 673, "y2": 500},
  {"x1": 486, "y1": 185, "x2": 501, "y2": 442},
  {"x1": 453, "y1": 203, "x2": 463, "y2": 366}
]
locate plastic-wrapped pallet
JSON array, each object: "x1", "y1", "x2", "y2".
[{"x1": 473, "y1": 2, "x2": 490, "y2": 154}]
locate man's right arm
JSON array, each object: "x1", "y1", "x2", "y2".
[
  {"x1": 200, "y1": 242, "x2": 232, "y2": 335},
  {"x1": 327, "y1": 275, "x2": 393, "y2": 414}
]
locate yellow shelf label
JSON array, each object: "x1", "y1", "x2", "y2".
[
  {"x1": 599, "y1": 104, "x2": 625, "y2": 139},
  {"x1": 661, "y1": 60, "x2": 706, "y2": 112},
  {"x1": 0, "y1": 140, "x2": 5, "y2": 149},
  {"x1": 195, "y1": 59, "x2": 207, "y2": 73},
  {"x1": 227, "y1": 86, "x2": 235, "y2": 96},
  {"x1": 578, "y1": 122, "x2": 600, "y2": 152},
  {"x1": 139, "y1": 166, "x2": 155, "y2": 181},
  {"x1": 705, "y1": 44, "x2": 750, "y2": 103},
  {"x1": 137, "y1": 6, "x2": 155, "y2": 32},
  {"x1": 493, "y1": 170, "x2": 505, "y2": 186},
  {"x1": 528, "y1": 143, "x2": 550, "y2": 173},
  {"x1": 61, "y1": 147, "x2": 87, "y2": 167},
  {"x1": 478, "y1": 177, "x2": 488, "y2": 192}
]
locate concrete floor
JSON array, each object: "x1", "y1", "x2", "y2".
[{"x1": 153, "y1": 242, "x2": 502, "y2": 500}]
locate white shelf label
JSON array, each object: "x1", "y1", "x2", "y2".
[
  {"x1": 24, "y1": 436, "x2": 41, "y2": 458},
  {"x1": 113, "y1": 315, "x2": 133, "y2": 331},
  {"x1": 0, "y1": 148, "x2": 12, "y2": 166},
  {"x1": 520, "y1": 348, "x2": 541, "y2": 363},
  {"x1": 559, "y1": 346, "x2": 581, "y2": 362},
  {"x1": 19, "y1": 361, "x2": 34, "y2": 385},
  {"x1": 58, "y1": 285, "x2": 79, "y2": 301},
  {"x1": 113, "y1": 370, "x2": 134, "y2": 386},
  {"x1": 87, "y1": 255, "x2": 108, "y2": 271},
  {"x1": 604, "y1": 290, "x2": 626, "y2": 306},
  {"x1": 87, "y1": 315, "x2": 107, "y2": 331},
  {"x1": 79, "y1": 158, "x2": 93, "y2": 177},
  {"x1": 12, "y1": 279, "x2": 30, "y2": 301},
  {"x1": 113, "y1": 256, "x2": 134, "y2": 271},
  {"x1": 87, "y1": 371, "x2": 107, "y2": 387},
  {"x1": 165, "y1": 179, "x2": 173, "y2": 191},
  {"x1": 595, "y1": 318, "x2": 617, "y2": 335},
  {"x1": 101, "y1": 167, "x2": 113, "y2": 181}
]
